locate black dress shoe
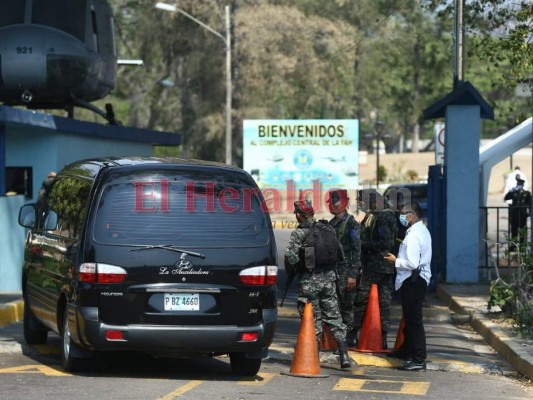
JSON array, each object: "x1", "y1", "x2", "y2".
[{"x1": 399, "y1": 360, "x2": 426, "y2": 371}]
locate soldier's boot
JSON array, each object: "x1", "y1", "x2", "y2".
[
  {"x1": 335, "y1": 329, "x2": 357, "y2": 354},
  {"x1": 336, "y1": 339, "x2": 353, "y2": 369},
  {"x1": 382, "y1": 331, "x2": 388, "y2": 350},
  {"x1": 347, "y1": 329, "x2": 358, "y2": 347}
]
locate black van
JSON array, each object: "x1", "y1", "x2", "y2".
[
  {"x1": 383, "y1": 183, "x2": 428, "y2": 221},
  {"x1": 18, "y1": 157, "x2": 278, "y2": 376}
]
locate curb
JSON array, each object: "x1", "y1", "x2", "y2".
[
  {"x1": 0, "y1": 299, "x2": 23, "y2": 328},
  {"x1": 470, "y1": 316, "x2": 533, "y2": 380},
  {"x1": 436, "y1": 285, "x2": 533, "y2": 381}
]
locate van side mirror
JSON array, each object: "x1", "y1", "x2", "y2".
[
  {"x1": 18, "y1": 204, "x2": 36, "y2": 228},
  {"x1": 43, "y1": 210, "x2": 58, "y2": 231}
]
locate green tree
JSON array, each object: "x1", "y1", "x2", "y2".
[
  {"x1": 379, "y1": 1, "x2": 452, "y2": 152},
  {"x1": 427, "y1": 0, "x2": 533, "y2": 137},
  {"x1": 428, "y1": 0, "x2": 533, "y2": 81},
  {"x1": 68, "y1": 1, "x2": 532, "y2": 163},
  {"x1": 233, "y1": 3, "x2": 358, "y2": 163}
]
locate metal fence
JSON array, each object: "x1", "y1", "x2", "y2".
[{"x1": 480, "y1": 205, "x2": 530, "y2": 281}]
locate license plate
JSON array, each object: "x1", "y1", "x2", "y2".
[{"x1": 164, "y1": 293, "x2": 200, "y2": 311}]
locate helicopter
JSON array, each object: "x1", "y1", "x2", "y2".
[{"x1": 0, "y1": 0, "x2": 137, "y2": 124}]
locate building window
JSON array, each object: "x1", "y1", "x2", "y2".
[{"x1": 6, "y1": 167, "x2": 33, "y2": 199}]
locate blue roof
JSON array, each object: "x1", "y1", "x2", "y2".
[
  {"x1": 0, "y1": 105, "x2": 181, "y2": 145},
  {"x1": 423, "y1": 81, "x2": 494, "y2": 120}
]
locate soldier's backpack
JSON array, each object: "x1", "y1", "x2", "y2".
[{"x1": 301, "y1": 220, "x2": 345, "y2": 270}]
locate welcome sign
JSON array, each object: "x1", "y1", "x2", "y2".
[{"x1": 242, "y1": 119, "x2": 359, "y2": 192}]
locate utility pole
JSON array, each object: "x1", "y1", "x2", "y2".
[
  {"x1": 224, "y1": 5, "x2": 232, "y2": 166},
  {"x1": 453, "y1": 0, "x2": 465, "y2": 88}
]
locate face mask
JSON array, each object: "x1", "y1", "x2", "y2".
[
  {"x1": 399, "y1": 214, "x2": 409, "y2": 227},
  {"x1": 516, "y1": 185, "x2": 524, "y2": 190},
  {"x1": 329, "y1": 203, "x2": 339, "y2": 214}
]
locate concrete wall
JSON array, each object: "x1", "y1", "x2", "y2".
[
  {"x1": 56, "y1": 132, "x2": 152, "y2": 172},
  {"x1": 0, "y1": 195, "x2": 25, "y2": 292},
  {"x1": 7, "y1": 126, "x2": 153, "y2": 201}
]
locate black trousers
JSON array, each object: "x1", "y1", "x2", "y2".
[
  {"x1": 509, "y1": 209, "x2": 528, "y2": 247},
  {"x1": 400, "y1": 276, "x2": 427, "y2": 362}
]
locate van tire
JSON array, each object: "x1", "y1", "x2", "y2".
[
  {"x1": 229, "y1": 353, "x2": 262, "y2": 376},
  {"x1": 61, "y1": 311, "x2": 89, "y2": 372},
  {"x1": 23, "y1": 293, "x2": 48, "y2": 345}
]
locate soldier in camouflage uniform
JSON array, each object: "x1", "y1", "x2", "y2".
[
  {"x1": 284, "y1": 199, "x2": 353, "y2": 369},
  {"x1": 354, "y1": 189, "x2": 398, "y2": 349},
  {"x1": 327, "y1": 189, "x2": 361, "y2": 347}
]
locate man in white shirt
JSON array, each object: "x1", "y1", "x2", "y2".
[{"x1": 384, "y1": 202, "x2": 432, "y2": 371}]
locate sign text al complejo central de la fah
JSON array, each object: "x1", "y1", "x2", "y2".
[{"x1": 242, "y1": 119, "x2": 359, "y2": 194}]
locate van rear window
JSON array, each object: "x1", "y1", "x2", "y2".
[{"x1": 92, "y1": 175, "x2": 270, "y2": 247}]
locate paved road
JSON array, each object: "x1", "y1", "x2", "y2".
[
  {"x1": 0, "y1": 316, "x2": 531, "y2": 400},
  {"x1": 0, "y1": 228, "x2": 531, "y2": 399}
]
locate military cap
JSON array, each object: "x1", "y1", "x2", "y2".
[
  {"x1": 357, "y1": 188, "x2": 384, "y2": 211},
  {"x1": 515, "y1": 173, "x2": 526, "y2": 183},
  {"x1": 326, "y1": 189, "x2": 348, "y2": 204},
  {"x1": 357, "y1": 188, "x2": 380, "y2": 199},
  {"x1": 293, "y1": 199, "x2": 314, "y2": 215}
]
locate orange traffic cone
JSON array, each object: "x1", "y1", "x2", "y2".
[
  {"x1": 281, "y1": 303, "x2": 329, "y2": 378},
  {"x1": 393, "y1": 314, "x2": 406, "y2": 350},
  {"x1": 320, "y1": 323, "x2": 337, "y2": 352},
  {"x1": 354, "y1": 284, "x2": 389, "y2": 353}
]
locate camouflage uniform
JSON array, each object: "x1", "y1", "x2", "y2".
[
  {"x1": 285, "y1": 218, "x2": 347, "y2": 343},
  {"x1": 329, "y1": 213, "x2": 361, "y2": 333},
  {"x1": 354, "y1": 208, "x2": 398, "y2": 336}
]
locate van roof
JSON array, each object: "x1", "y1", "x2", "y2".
[{"x1": 58, "y1": 157, "x2": 241, "y2": 180}]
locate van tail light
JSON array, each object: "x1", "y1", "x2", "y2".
[
  {"x1": 79, "y1": 263, "x2": 127, "y2": 283},
  {"x1": 241, "y1": 332, "x2": 258, "y2": 342},
  {"x1": 105, "y1": 330, "x2": 125, "y2": 341},
  {"x1": 239, "y1": 266, "x2": 277, "y2": 285}
]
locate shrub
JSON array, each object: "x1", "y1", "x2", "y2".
[
  {"x1": 488, "y1": 229, "x2": 533, "y2": 339},
  {"x1": 406, "y1": 169, "x2": 418, "y2": 182},
  {"x1": 378, "y1": 165, "x2": 387, "y2": 183}
]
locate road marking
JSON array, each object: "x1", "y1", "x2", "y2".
[
  {"x1": 350, "y1": 353, "x2": 398, "y2": 367},
  {"x1": 238, "y1": 372, "x2": 276, "y2": 385},
  {"x1": 158, "y1": 381, "x2": 203, "y2": 399},
  {"x1": 351, "y1": 369, "x2": 410, "y2": 379},
  {"x1": 0, "y1": 364, "x2": 70, "y2": 377},
  {"x1": 334, "y1": 377, "x2": 430, "y2": 395}
]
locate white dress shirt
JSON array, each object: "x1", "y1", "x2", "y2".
[{"x1": 395, "y1": 220, "x2": 432, "y2": 291}]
